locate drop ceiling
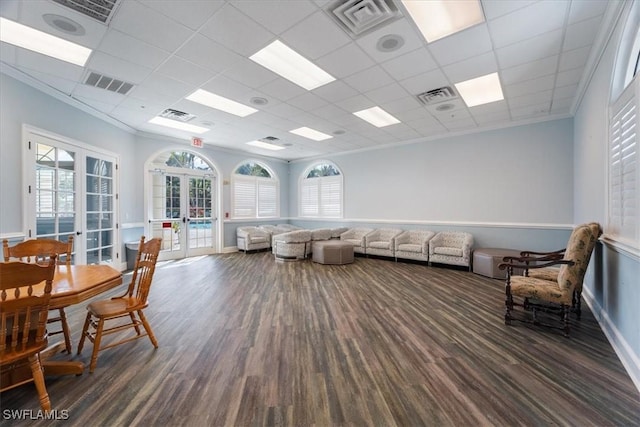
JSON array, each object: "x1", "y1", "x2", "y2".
[{"x1": 0, "y1": 0, "x2": 615, "y2": 160}]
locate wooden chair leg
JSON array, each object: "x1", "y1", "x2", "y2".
[
  {"x1": 573, "y1": 289, "x2": 582, "y2": 320},
  {"x1": 77, "y1": 312, "x2": 91, "y2": 355},
  {"x1": 28, "y1": 354, "x2": 51, "y2": 412},
  {"x1": 138, "y1": 310, "x2": 159, "y2": 348},
  {"x1": 130, "y1": 312, "x2": 141, "y2": 335},
  {"x1": 562, "y1": 305, "x2": 570, "y2": 338},
  {"x1": 89, "y1": 318, "x2": 105, "y2": 373}
]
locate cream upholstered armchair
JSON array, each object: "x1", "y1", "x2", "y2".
[
  {"x1": 394, "y1": 230, "x2": 435, "y2": 262},
  {"x1": 428, "y1": 231, "x2": 473, "y2": 269},
  {"x1": 273, "y1": 230, "x2": 312, "y2": 261},
  {"x1": 236, "y1": 226, "x2": 271, "y2": 252},
  {"x1": 499, "y1": 223, "x2": 599, "y2": 337},
  {"x1": 339, "y1": 228, "x2": 372, "y2": 254},
  {"x1": 364, "y1": 228, "x2": 403, "y2": 258}
]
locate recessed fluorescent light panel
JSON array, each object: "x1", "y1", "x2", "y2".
[
  {"x1": 0, "y1": 17, "x2": 92, "y2": 66},
  {"x1": 289, "y1": 127, "x2": 333, "y2": 141},
  {"x1": 250, "y1": 40, "x2": 335, "y2": 91},
  {"x1": 148, "y1": 117, "x2": 209, "y2": 134},
  {"x1": 401, "y1": 0, "x2": 485, "y2": 43},
  {"x1": 246, "y1": 140, "x2": 285, "y2": 151},
  {"x1": 455, "y1": 72, "x2": 504, "y2": 107},
  {"x1": 353, "y1": 106, "x2": 401, "y2": 128},
  {"x1": 186, "y1": 89, "x2": 257, "y2": 117}
]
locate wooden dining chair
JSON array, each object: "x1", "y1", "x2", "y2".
[
  {"x1": 0, "y1": 257, "x2": 57, "y2": 412},
  {"x1": 77, "y1": 236, "x2": 162, "y2": 373},
  {"x1": 3, "y1": 237, "x2": 74, "y2": 354}
]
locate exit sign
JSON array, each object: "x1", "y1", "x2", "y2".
[{"x1": 191, "y1": 137, "x2": 203, "y2": 148}]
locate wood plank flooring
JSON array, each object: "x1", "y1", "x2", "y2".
[{"x1": 2, "y1": 251, "x2": 640, "y2": 426}]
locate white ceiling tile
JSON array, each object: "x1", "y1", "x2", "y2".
[
  {"x1": 504, "y1": 74, "x2": 555, "y2": 98},
  {"x1": 556, "y1": 67, "x2": 584, "y2": 87},
  {"x1": 234, "y1": 0, "x2": 317, "y2": 35},
  {"x1": 139, "y1": 0, "x2": 224, "y2": 30},
  {"x1": 469, "y1": 100, "x2": 509, "y2": 115},
  {"x1": 558, "y1": 46, "x2": 591, "y2": 71},
  {"x1": 137, "y1": 73, "x2": 193, "y2": 99},
  {"x1": 472, "y1": 110, "x2": 512, "y2": 125},
  {"x1": 500, "y1": 55, "x2": 558, "y2": 85},
  {"x1": 568, "y1": 0, "x2": 608, "y2": 25},
  {"x1": 563, "y1": 16, "x2": 602, "y2": 51},
  {"x1": 199, "y1": 4, "x2": 275, "y2": 56},
  {"x1": 72, "y1": 85, "x2": 125, "y2": 107},
  {"x1": 258, "y1": 78, "x2": 308, "y2": 102},
  {"x1": 553, "y1": 84, "x2": 578, "y2": 100},
  {"x1": 156, "y1": 56, "x2": 212, "y2": 87},
  {"x1": 550, "y1": 97, "x2": 573, "y2": 112},
  {"x1": 343, "y1": 66, "x2": 394, "y2": 93},
  {"x1": 365, "y1": 82, "x2": 410, "y2": 105},
  {"x1": 508, "y1": 90, "x2": 552, "y2": 108},
  {"x1": 399, "y1": 69, "x2": 450, "y2": 95},
  {"x1": 335, "y1": 95, "x2": 377, "y2": 114},
  {"x1": 86, "y1": 51, "x2": 153, "y2": 83},
  {"x1": 97, "y1": 30, "x2": 169, "y2": 70},
  {"x1": 287, "y1": 92, "x2": 329, "y2": 111},
  {"x1": 222, "y1": 57, "x2": 278, "y2": 89},
  {"x1": 174, "y1": 34, "x2": 243, "y2": 74},
  {"x1": 510, "y1": 102, "x2": 552, "y2": 118},
  {"x1": 281, "y1": 11, "x2": 352, "y2": 60},
  {"x1": 380, "y1": 48, "x2": 438, "y2": 81},
  {"x1": 355, "y1": 18, "x2": 426, "y2": 63},
  {"x1": 495, "y1": 29, "x2": 563, "y2": 68},
  {"x1": 311, "y1": 104, "x2": 349, "y2": 120},
  {"x1": 428, "y1": 24, "x2": 493, "y2": 66},
  {"x1": 316, "y1": 42, "x2": 375, "y2": 79},
  {"x1": 199, "y1": 75, "x2": 254, "y2": 101},
  {"x1": 443, "y1": 52, "x2": 498, "y2": 84},
  {"x1": 488, "y1": 1, "x2": 569, "y2": 48},
  {"x1": 482, "y1": 0, "x2": 537, "y2": 21},
  {"x1": 20, "y1": 70, "x2": 78, "y2": 95},
  {"x1": 110, "y1": 1, "x2": 193, "y2": 52},
  {"x1": 313, "y1": 80, "x2": 359, "y2": 103},
  {"x1": 380, "y1": 96, "x2": 423, "y2": 114},
  {"x1": 14, "y1": 49, "x2": 85, "y2": 82}
]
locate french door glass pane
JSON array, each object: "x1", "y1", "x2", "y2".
[{"x1": 86, "y1": 156, "x2": 114, "y2": 264}]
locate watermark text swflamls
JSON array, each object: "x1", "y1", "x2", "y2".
[{"x1": 2, "y1": 409, "x2": 70, "y2": 421}]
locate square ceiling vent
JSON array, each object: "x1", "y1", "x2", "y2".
[
  {"x1": 416, "y1": 86, "x2": 458, "y2": 106},
  {"x1": 327, "y1": 0, "x2": 402, "y2": 38},
  {"x1": 159, "y1": 109, "x2": 197, "y2": 123},
  {"x1": 84, "y1": 71, "x2": 134, "y2": 95},
  {"x1": 52, "y1": 0, "x2": 120, "y2": 24}
]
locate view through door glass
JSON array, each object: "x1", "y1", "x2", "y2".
[{"x1": 85, "y1": 156, "x2": 115, "y2": 264}]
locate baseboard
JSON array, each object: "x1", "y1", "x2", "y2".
[
  {"x1": 583, "y1": 287, "x2": 640, "y2": 394},
  {"x1": 222, "y1": 246, "x2": 238, "y2": 253}
]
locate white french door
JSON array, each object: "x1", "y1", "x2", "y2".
[
  {"x1": 25, "y1": 130, "x2": 118, "y2": 266},
  {"x1": 149, "y1": 170, "x2": 216, "y2": 260}
]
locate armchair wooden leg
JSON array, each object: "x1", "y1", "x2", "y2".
[
  {"x1": 562, "y1": 305, "x2": 570, "y2": 337},
  {"x1": 572, "y1": 289, "x2": 582, "y2": 320},
  {"x1": 504, "y1": 280, "x2": 513, "y2": 325}
]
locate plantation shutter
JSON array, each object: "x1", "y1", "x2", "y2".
[
  {"x1": 300, "y1": 178, "x2": 319, "y2": 217},
  {"x1": 232, "y1": 175, "x2": 256, "y2": 218},
  {"x1": 257, "y1": 178, "x2": 277, "y2": 218},
  {"x1": 609, "y1": 77, "x2": 639, "y2": 248},
  {"x1": 320, "y1": 175, "x2": 342, "y2": 218}
]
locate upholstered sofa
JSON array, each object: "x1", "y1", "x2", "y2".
[
  {"x1": 310, "y1": 228, "x2": 332, "y2": 242},
  {"x1": 272, "y1": 230, "x2": 312, "y2": 261},
  {"x1": 394, "y1": 230, "x2": 435, "y2": 262},
  {"x1": 428, "y1": 231, "x2": 474, "y2": 269},
  {"x1": 364, "y1": 228, "x2": 403, "y2": 258},
  {"x1": 236, "y1": 226, "x2": 271, "y2": 252},
  {"x1": 339, "y1": 228, "x2": 373, "y2": 254}
]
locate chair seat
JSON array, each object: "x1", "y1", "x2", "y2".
[
  {"x1": 397, "y1": 243, "x2": 421, "y2": 253},
  {"x1": 87, "y1": 297, "x2": 147, "y2": 317},
  {"x1": 528, "y1": 267, "x2": 560, "y2": 282},
  {"x1": 434, "y1": 247, "x2": 463, "y2": 257},
  {"x1": 1, "y1": 335, "x2": 48, "y2": 365},
  {"x1": 369, "y1": 241, "x2": 390, "y2": 249},
  {"x1": 510, "y1": 276, "x2": 572, "y2": 304},
  {"x1": 249, "y1": 236, "x2": 268, "y2": 243}
]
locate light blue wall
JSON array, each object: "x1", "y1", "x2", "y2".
[{"x1": 573, "y1": 3, "x2": 640, "y2": 389}]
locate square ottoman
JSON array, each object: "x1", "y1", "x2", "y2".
[
  {"x1": 473, "y1": 248, "x2": 524, "y2": 279},
  {"x1": 312, "y1": 240, "x2": 354, "y2": 265}
]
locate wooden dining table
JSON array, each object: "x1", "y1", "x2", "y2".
[{"x1": 1, "y1": 264, "x2": 123, "y2": 386}]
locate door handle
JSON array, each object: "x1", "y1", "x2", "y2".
[{"x1": 76, "y1": 231, "x2": 83, "y2": 235}]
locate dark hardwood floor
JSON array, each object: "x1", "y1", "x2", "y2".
[{"x1": 2, "y1": 252, "x2": 639, "y2": 426}]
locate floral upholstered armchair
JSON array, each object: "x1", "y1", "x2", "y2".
[
  {"x1": 364, "y1": 228, "x2": 403, "y2": 258},
  {"x1": 236, "y1": 226, "x2": 271, "y2": 252},
  {"x1": 339, "y1": 228, "x2": 372, "y2": 254},
  {"x1": 394, "y1": 230, "x2": 435, "y2": 262},
  {"x1": 272, "y1": 230, "x2": 312, "y2": 261},
  {"x1": 428, "y1": 231, "x2": 474, "y2": 269},
  {"x1": 499, "y1": 223, "x2": 600, "y2": 337}
]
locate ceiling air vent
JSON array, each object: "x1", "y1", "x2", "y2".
[
  {"x1": 84, "y1": 71, "x2": 134, "y2": 95},
  {"x1": 159, "y1": 109, "x2": 197, "y2": 123},
  {"x1": 261, "y1": 136, "x2": 280, "y2": 143},
  {"x1": 416, "y1": 86, "x2": 458, "y2": 106},
  {"x1": 51, "y1": 0, "x2": 120, "y2": 24},
  {"x1": 327, "y1": 0, "x2": 402, "y2": 38}
]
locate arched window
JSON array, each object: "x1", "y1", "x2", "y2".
[
  {"x1": 608, "y1": 1, "x2": 640, "y2": 250},
  {"x1": 231, "y1": 161, "x2": 279, "y2": 219},
  {"x1": 300, "y1": 161, "x2": 343, "y2": 218}
]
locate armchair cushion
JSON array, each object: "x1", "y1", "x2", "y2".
[
  {"x1": 429, "y1": 231, "x2": 474, "y2": 268},
  {"x1": 394, "y1": 230, "x2": 435, "y2": 262}
]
